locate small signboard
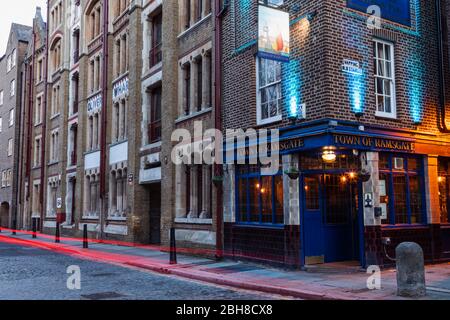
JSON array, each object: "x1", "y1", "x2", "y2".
[
  {"x1": 258, "y1": 5, "x2": 290, "y2": 62},
  {"x1": 342, "y1": 59, "x2": 363, "y2": 76},
  {"x1": 57, "y1": 198, "x2": 62, "y2": 209}
]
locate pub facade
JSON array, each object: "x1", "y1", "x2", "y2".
[{"x1": 221, "y1": 0, "x2": 450, "y2": 268}]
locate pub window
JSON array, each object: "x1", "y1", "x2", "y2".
[
  {"x1": 379, "y1": 153, "x2": 425, "y2": 225},
  {"x1": 438, "y1": 158, "x2": 450, "y2": 223},
  {"x1": 236, "y1": 164, "x2": 284, "y2": 225}
]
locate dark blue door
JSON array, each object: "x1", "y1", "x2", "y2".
[
  {"x1": 302, "y1": 175, "x2": 325, "y2": 264},
  {"x1": 322, "y1": 174, "x2": 355, "y2": 263},
  {"x1": 302, "y1": 174, "x2": 360, "y2": 264}
]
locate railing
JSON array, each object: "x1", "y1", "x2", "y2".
[
  {"x1": 70, "y1": 151, "x2": 77, "y2": 166},
  {"x1": 73, "y1": 49, "x2": 79, "y2": 64},
  {"x1": 148, "y1": 121, "x2": 161, "y2": 144}
]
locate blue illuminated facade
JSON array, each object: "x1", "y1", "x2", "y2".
[{"x1": 221, "y1": 0, "x2": 450, "y2": 268}]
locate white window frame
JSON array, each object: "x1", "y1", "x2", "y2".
[
  {"x1": 256, "y1": 57, "x2": 283, "y2": 125},
  {"x1": 10, "y1": 80, "x2": 15, "y2": 97},
  {"x1": 7, "y1": 138, "x2": 13, "y2": 157},
  {"x1": 374, "y1": 38, "x2": 396, "y2": 119},
  {"x1": 0, "y1": 90, "x2": 3, "y2": 105},
  {"x1": 9, "y1": 109, "x2": 14, "y2": 127}
]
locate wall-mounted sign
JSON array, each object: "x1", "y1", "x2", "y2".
[
  {"x1": 258, "y1": 5, "x2": 290, "y2": 62},
  {"x1": 333, "y1": 134, "x2": 415, "y2": 152},
  {"x1": 364, "y1": 193, "x2": 373, "y2": 208},
  {"x1": 57, "y1": 198, "x2": 62, "y2": 209},
  {"x1": 87, "y1": 94, "x2": 102, "y2": 114},
  {"x1": 347, "y1": 0, "x2": 411, "y2": 27},
  {"x1": 113, "y1": 77, "x2": 129, "y2": 101},
  {"x1": 343, "y1": 59, "x2": 363, "y2": 76}
]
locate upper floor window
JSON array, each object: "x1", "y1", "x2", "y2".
[
  {"x1": 51, "y1": 38, "x2": 62, "y2": 73},
  {"x1": 73, "y1": 29, "x2": 80, "y2": 63},
  {"x1": 51, "y1": 1, "x2": 63, "y2": 32},
  {"x1": 148, "y1": 86, "x2": 162, "y2": 144},
  {"x1": 86, "y1": 1, "x2": 102, "y2": 42},
  {"x1": 6, "y1": 49, "x2": 15, "y2": 72},
  {"x1": 256, "y1": 57, "x2": 282, "y2": 125},
  {"x1": 258, "y1": 0, "x2": 284, "y2": 6},
  {"x1": 180, "y1": 0, "x2": 212, "y2": 32},
  {"x1": 112, "y1": 99, "x2": 127, "y2": 143},
  {"x1": 7, "y1": 138, "x2": 13, "y2": 157},
  {"x1": 179, "y1": 47, "x2": 212, "y2": 117},
  {"x1": 374, "y1": 39, "x2": 396, "y2": 118},
  {"x1": 37, "y1": 58, "x2": 44, "y2": 83},
  {"x1": 35, "y1": 95, "x2": 43, "y2": 125},
  {"x1": 10, "y1": 80, "x2": 15, "y2": 97},
  {"x1": 0, "y1": 117, "x2": 2, "y2": 132},
  {"x1": 0, "y1": 91, "x2": 3, "y2": 105},
  {"x1": 149, "y1": 11, "x2": 162, "y2": 68},
  {"x1": 51, "y1": 84, "x2": 61, "y2": 116},
  {"x1": 113, "y1": 32, "x2": 129, "y2": 77},
  {"x1": 113, "y1": 0, "x2": 129, "y2": 19},
  {"x1": 9, "y1": 109, "x2": 14, "y2": 127}
]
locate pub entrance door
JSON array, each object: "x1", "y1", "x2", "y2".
[{"x1": 302, "y1": 173, "x2": 360, "y2": 264}]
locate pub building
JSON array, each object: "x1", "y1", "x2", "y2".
[{"x1": 220, "y1": 0, "x2": 450, "y2": 268}]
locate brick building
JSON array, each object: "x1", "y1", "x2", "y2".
[
  {"x1": 0, "y1": 23, "x2": 32, "y2": 229},
  {"x1": 221, "y1": 0, "x2": 450, "y2": 268}
]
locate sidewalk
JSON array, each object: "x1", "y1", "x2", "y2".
[{"x1": 0, "y1": 230, "x2": 449, "y2": 300}]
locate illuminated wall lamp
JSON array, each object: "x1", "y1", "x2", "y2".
[{"x1": 322, "y1": 149, "x2": 337, "y2": 163}]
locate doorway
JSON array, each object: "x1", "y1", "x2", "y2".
[
  {"x1": 0, "y1": 202, "x2": 10, "y2": 228},
  {"x1": 148, "y1": 184, "x2": 161, "y2": 244},
  {"x1": 302, "y1": 173, "x2": 360, "y2": 265}
]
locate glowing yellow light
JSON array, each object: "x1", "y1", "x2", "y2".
[
  {"x1": 349, "y1": 172, "x2": 357, "y2": 180},
  {"x1": 304, "y1": 185, "x2": 309, "y2": 191},
  {"x1": 341, "y1": 176, "x2": 348, "y2": 183},
  {"x1": 322, "y1": 150, "x2": 337, "y2": 163},
  {"x1": 261, "y1": 188, "x2": 266, "y2": 194},
  {"x1": 256, "y1": 184, "x2": 260, "y2": 189},
  {"x1": 438, "y1": 176, "x2": 445, "y2": 183}
]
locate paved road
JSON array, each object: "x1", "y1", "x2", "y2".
[{"x1": 0, "y1": 242, "x2": 279, "y2": 300}]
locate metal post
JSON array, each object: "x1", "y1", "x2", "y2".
[
  {"x1": 32, "y1": 218, "x2": 37, "y2": 239},
  {"x1": 55, "y1": 222, "x2": 60, "y2": 243},
  {"x1": 170, "y1": 227, "x2": 177, "y2": 265},
  {"x1": 83, "y1": 224, "x2": 88, "y2": 249}
]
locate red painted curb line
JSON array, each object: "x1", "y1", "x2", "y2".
[{"x1": 0, "y1": 235, "x2": 343, "y2": 300}]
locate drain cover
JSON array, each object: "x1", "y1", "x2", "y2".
[{"x1": 81, "y1": 292, "x2": 126, "y2": 300}]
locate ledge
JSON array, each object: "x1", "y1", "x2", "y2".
[{"x1": 175, "y1": 217, "x2": 212, "y2": 225}]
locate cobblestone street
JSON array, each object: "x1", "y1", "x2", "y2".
[{"x1": 0, "y1": 242, "x2": 278, "y2": 300}]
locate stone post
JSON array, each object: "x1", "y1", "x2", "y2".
[{"x1": 396, "y1": 242, "x2": 426, "y2": 297}]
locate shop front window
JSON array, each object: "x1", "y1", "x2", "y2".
[
  {"x1": 379, "y1": 153, "x2": 425, "y2": 225},
  {"x1": 438, "y1": 158, "x2": 450, "y2": 223},
  {"x1": 236, "y1": 164, "x2": 284, "y2": 225}
]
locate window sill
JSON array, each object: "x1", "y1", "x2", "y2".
[
  {"x1": 175, "y1": 217, "x2": 212, "y2": 225},
  {"x1": 375, "y1": 112, "x2": 397, "y2": 120},
  {"x1": 178, "y1": 13, "x2": 212, "y2": 38},
  {"x1": 176, "y1": 108, "x2": 212, "y2": 124},
  {"x1": 141, "y1": 141, "x2": 162, "y2": 152},
  {"x1": 257, "y1": 115, "x2": 283, "y2": 126},
  {"x1": 50, "y1": 113, "x2": 60, "y2": 120},
  {"x1": 48, "y1": 161, "x2": 59, "y2": 167}
]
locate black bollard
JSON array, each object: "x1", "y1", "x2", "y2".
[
  {"x1": 32, "y1": 219, "x2": 37, "y2": 239},
  {"x1": 83, "y1": 224, "x2": 88, "y2": 249},
  {"x1": 55, "y1": 222, "x2": 60, "y2": 243},
  {"x1": 170, "y1": 227, "x2": 177, "y2": 265}
]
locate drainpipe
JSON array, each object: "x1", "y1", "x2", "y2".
[
  {"x1": 436, "y1": 0, "x2": 450, "y2": 133},
  {"x1": 99, "y1": 0, "x2": 110, "y2": 240},
  {"x1": 40, "y1": 0, "x2": 50, "y2": 231},
  {"x1": 214, "y1": 0, "x2": 228, "y2": 260},
  {"x1": 26, "y1": 31, "x2": 36, "y2": 229},
  {"x1": 13, "y1": 53, "x2": 26, "y2": 232}
]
